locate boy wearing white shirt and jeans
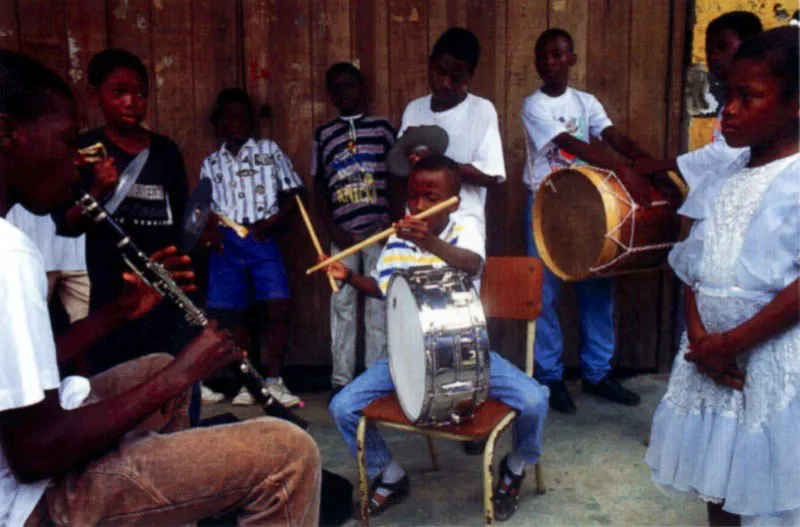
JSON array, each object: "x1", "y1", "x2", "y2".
[
  {"x1": 399, "y1": 27, "x2": 506, "y2": 246},
  {"x1": 523, "y1": 28, "x2": 655, "y2": 414},
  {"x1": 199, "y1": 88, "x2": 305, "y2": 407}
]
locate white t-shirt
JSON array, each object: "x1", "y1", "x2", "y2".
[
  {"x1": 6, "y1": 205, "x2": 86, "y2": 273},
  {"x1": 0, "y1": 218, "x2": 59, "y2": 525},
  {"x1": 399, "y1": 94, "x2": 506, "y2": 242},
  {"x1": 522, "y1": 87, "x2": 613, "y2": 191},
  {"x1": 199, "y1": 138, "x2": 304, "y2": 225},
  {"x1": 676, "y1": 110, "x2": 749, "y2": 190}
]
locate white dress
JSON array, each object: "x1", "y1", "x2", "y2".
[{"x1": 646, "y1": 152, "x2": 800, "y2": 524}]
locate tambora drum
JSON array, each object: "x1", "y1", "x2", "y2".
[
  {"x1": 533, "y1": 166, "x2": 688, "y2": 281},
  {"x1": 386, "y1": 267, "x2": 490, "y2": 426}
]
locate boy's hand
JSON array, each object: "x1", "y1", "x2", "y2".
[
  {"x1": 395, "y1": 216, "x2": 435, "y2": 250},
  {"x1": 251, "y1": 216, "x2": 279, "y2": 241},
  {"x1": 88, "y1": 157, "x2": 119, "y2": 200},
  {"x1": 170, "y1": 320, "x2": 242, "y2": 384},
  {"x1": 318, "y1": 254, "x2": 349, "y2": 281},
  {"x1": 114, "y1": 246, "x2": 196, "y2": 320},
  {"x1": 615, "y1": 164, "x2": 653, "y2": 206},
  {"x1": 198, "y1": 219, "x2": 224, "y2": 253}
]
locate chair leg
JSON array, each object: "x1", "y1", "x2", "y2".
[
  {"x1": 534, "y1": 462, "x2": 546, "y2": 495},
  {"x1": 483, "y1": 411, "x2": 518, "y2": 527},
  {"x1": 357, "y1": 416, "x2": 370, "y2": 527},
  {"x1": 426, "y1": 436, "x2": 440, "y2": 471}
]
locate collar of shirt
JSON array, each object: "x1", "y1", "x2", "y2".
[{"x1": 220, "y1": 138, "x2": 259, "y2": 161}]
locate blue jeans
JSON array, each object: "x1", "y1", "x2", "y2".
[
  {"x1": 526, "y1": 191, "x2": 615, "y2": 384},
  {"x1": 329, "y1": 353, "x2": 549, "y2": 479}
]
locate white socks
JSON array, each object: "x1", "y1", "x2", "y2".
[
  {"x1": 506, "y1": 454, "x2": 526, "y2": 476},
  {"x1": 381, "y1": 460, "x2": 406, "y2": 484}
]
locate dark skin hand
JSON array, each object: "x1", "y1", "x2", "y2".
[
  {"x1": 406, "y1": 145, "x2": 501, "y2": 189},
  {"x1": 684, "y1": 280, "x2": 800, "y2": 390},
  {"x1": 322, "y1": 215, "x2": 482, "y2": 299},
  {"x1": 1, "y1": 321, "x2": 238, "y2": 483},
  {"x1": 55, "y1": 246, "x2": 197, "y2": 367},
  {"x1": 250, "y1": 189, "x2": 299, "y2": 241}
]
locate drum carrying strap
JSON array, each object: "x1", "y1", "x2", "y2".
[{"x1": 589, "y1": 168, "x2": 677, "y2": 275}]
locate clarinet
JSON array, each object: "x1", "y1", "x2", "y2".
[{"x1": 74, "y1": 191, "x2": 309, "y2": 429}]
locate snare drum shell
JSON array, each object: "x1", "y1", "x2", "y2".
[
  {"x1": 386, "y1": 268, "x2": 491, "y2": 426},
  {"x1": 533, "y1": 166, "x2": 684, "y2": 281}
]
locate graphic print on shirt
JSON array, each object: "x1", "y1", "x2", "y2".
[
  {"x1": 546, "y1": 114, "x2": 588, "y2": 174},
  {"x1": 329, "y1": 148, "x2": 379, "y2": 207}
]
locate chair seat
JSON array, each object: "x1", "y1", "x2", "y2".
[{"x1": 362, "y1": 393, "x2": 514, "y2": 440}]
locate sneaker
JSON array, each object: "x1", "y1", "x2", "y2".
[
  {"x1": 200, "y1": 383, "x2": 225, "y2": 405},
  {"x1": 493, "y1": 454, "x2": 526, "y2": 521},
  {"x1": 266, "y1": 378, "x2": 301, "y2": 408},
  {"x1": 582, "y1": 377, "x2": 641, "y2": 406},
  {"x1": 232, "y1": 386, "x2": 255, "y2": 406},
  {"x1": 369, "y1": 474, "x2": 410, "y2": 516},
  {"x1": 546, "y1": 381, "x2": 577, "y2": 414}
]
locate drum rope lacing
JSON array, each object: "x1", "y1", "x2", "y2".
[{"x1": 588, "y1": 168, "x2": 676, "y2": 275}]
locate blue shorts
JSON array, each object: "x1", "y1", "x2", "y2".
[{"x1": 207, "y1": 228, "x2": 290, "y2": 309}]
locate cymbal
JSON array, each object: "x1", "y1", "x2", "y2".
[
  {"x1": 387, "y1": 125, "x2": 449, "y2": 176},
  {"x1": 180, "y1": 178, "x2": 213, "y2": 252}
]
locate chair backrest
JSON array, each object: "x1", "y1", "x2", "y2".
[{"x1": 479, "y1": 257, "x2": 543, "y2": 321}]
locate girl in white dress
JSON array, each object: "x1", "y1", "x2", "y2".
[{"x1": 646, "y1": 27, "x2": 799, "y2": 526}]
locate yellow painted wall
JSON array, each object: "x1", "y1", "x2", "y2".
[{"x1": 688, "y1": 0, "x2": 797, "y2": 149}]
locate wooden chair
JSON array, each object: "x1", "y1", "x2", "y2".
[{"x1": 356, "y1": 257, "x2": 546, "y2": 526}]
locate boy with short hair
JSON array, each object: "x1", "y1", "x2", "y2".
[
  {"x1": 399, "y1": 27, "x2": 506, "y2": 245},
  {"x1": 200, "y1": 87, "x2": 304, "y2": 407},
  {"x1": 634, "y1": 11, "x2": 763, "y2": 185},
  {"x1": 312, "y1": 62, "x2": 399, "y2": 395},
  {"x1": 55, "y1": 49, "x2": 193, "y2": 374},
  {"x1": 327, "y1": 155, "x2": 549, "y2": 521},
  {"x1": 523, "y1": 28, "x2": 654, "y2": 414}
]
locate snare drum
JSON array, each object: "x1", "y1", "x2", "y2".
[
  {"x1": 386, "y1": 267, "x2": 490, "y2": 426},
  {"x1": 533, "y1": 166, "x2": 687, "y2": 281}
]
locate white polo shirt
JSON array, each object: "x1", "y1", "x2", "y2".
[
  {"x1": 399, "y1": 94, "x2": 506, "y2": 243},
  {"x1": 199, "y1": 138, "x2": 304, "y2": 225}
]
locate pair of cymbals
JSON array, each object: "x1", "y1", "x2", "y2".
[{"x1": 387, "y1": 125, "x2": 449, "y2": 176}]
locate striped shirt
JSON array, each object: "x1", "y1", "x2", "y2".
[
  {"x1": 311, "y1": 115, "x2": 396, "y2": 237},
  {"x1": 371, "y1": 219, "x2": 485, "y2": 297},
  {"x1": 200, "y1": 139, "x2": 304, "y2": 224}
]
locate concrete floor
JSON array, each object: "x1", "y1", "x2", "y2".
[{"x1": 202, "y1": 375, "x2": 707, "y2": 526}]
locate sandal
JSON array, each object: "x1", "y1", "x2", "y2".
[
  {"x1": 368, "y1": 474, "x2": 410, "y2": 515},
  {"x1": 493, "y1": 455, "x2": 526, "y2": 521}
]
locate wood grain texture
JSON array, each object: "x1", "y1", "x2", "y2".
[
  {"x1": 0, "y1": 0, "x2": 691, "y2": 371},
  {"x1": 0, "y1": 0, "x2": 20, "y2": 51},
  {"x1": 152, "y1": 0, "x2": 194, "y2": 177},
  {"x1": 17, "y1": 0, "x2": 67, "y2": 76},
  {"x1": 191, "y1": 0, "x2": 241, "y2": 187},
  {"x1": 388, "y1": 0, "x2": 428, "y2": 123},
  {"x1": 64, "y1": 0, "x2": 108, "y2": 131}
]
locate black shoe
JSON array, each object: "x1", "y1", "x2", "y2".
[
  {"x1": 463, "y1": 439, "x2": 487, "y2": 456},
  {"x1": 369, "y1": 474, "x2": 410, "y2": 516},
  {"x1": 493, "y1": 455, "x2": 526, "y2": 521},
  {"x1": 546, "y1": 381, "x2": 577, "y2": 414},
  {"x1": 582, "y1": 377, "x2": 641, "y2": 406}
]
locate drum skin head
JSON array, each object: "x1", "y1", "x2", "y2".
[
  {"x1": 534, "y1": 169, "x2": 608, "y2": 280},
  {"x1": 386, "y1": 275, "x2": 425, "y2": 421}
]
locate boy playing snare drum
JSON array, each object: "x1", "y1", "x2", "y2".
[{"x1": 325, "y1": 155, "x2": 549, "y2": 521}]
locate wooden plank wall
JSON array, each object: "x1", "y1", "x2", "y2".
[{"x1": 0, "y1": 0, "x2": 689, "y2": 372}]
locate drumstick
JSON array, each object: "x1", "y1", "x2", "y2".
[
  {"x1": 217, "y1": 213, "x2": 249, "y2": 239},
  {"x1": 294, "y1": 195, "x2": 339, "y2": 293},
  {"x1": 306, "y1": 196, "x2": 459, "y2": 275}
]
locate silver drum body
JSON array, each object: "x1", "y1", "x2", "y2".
[{"x1": 386, "y1": 267, "x2": 490, "y2": 426}]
